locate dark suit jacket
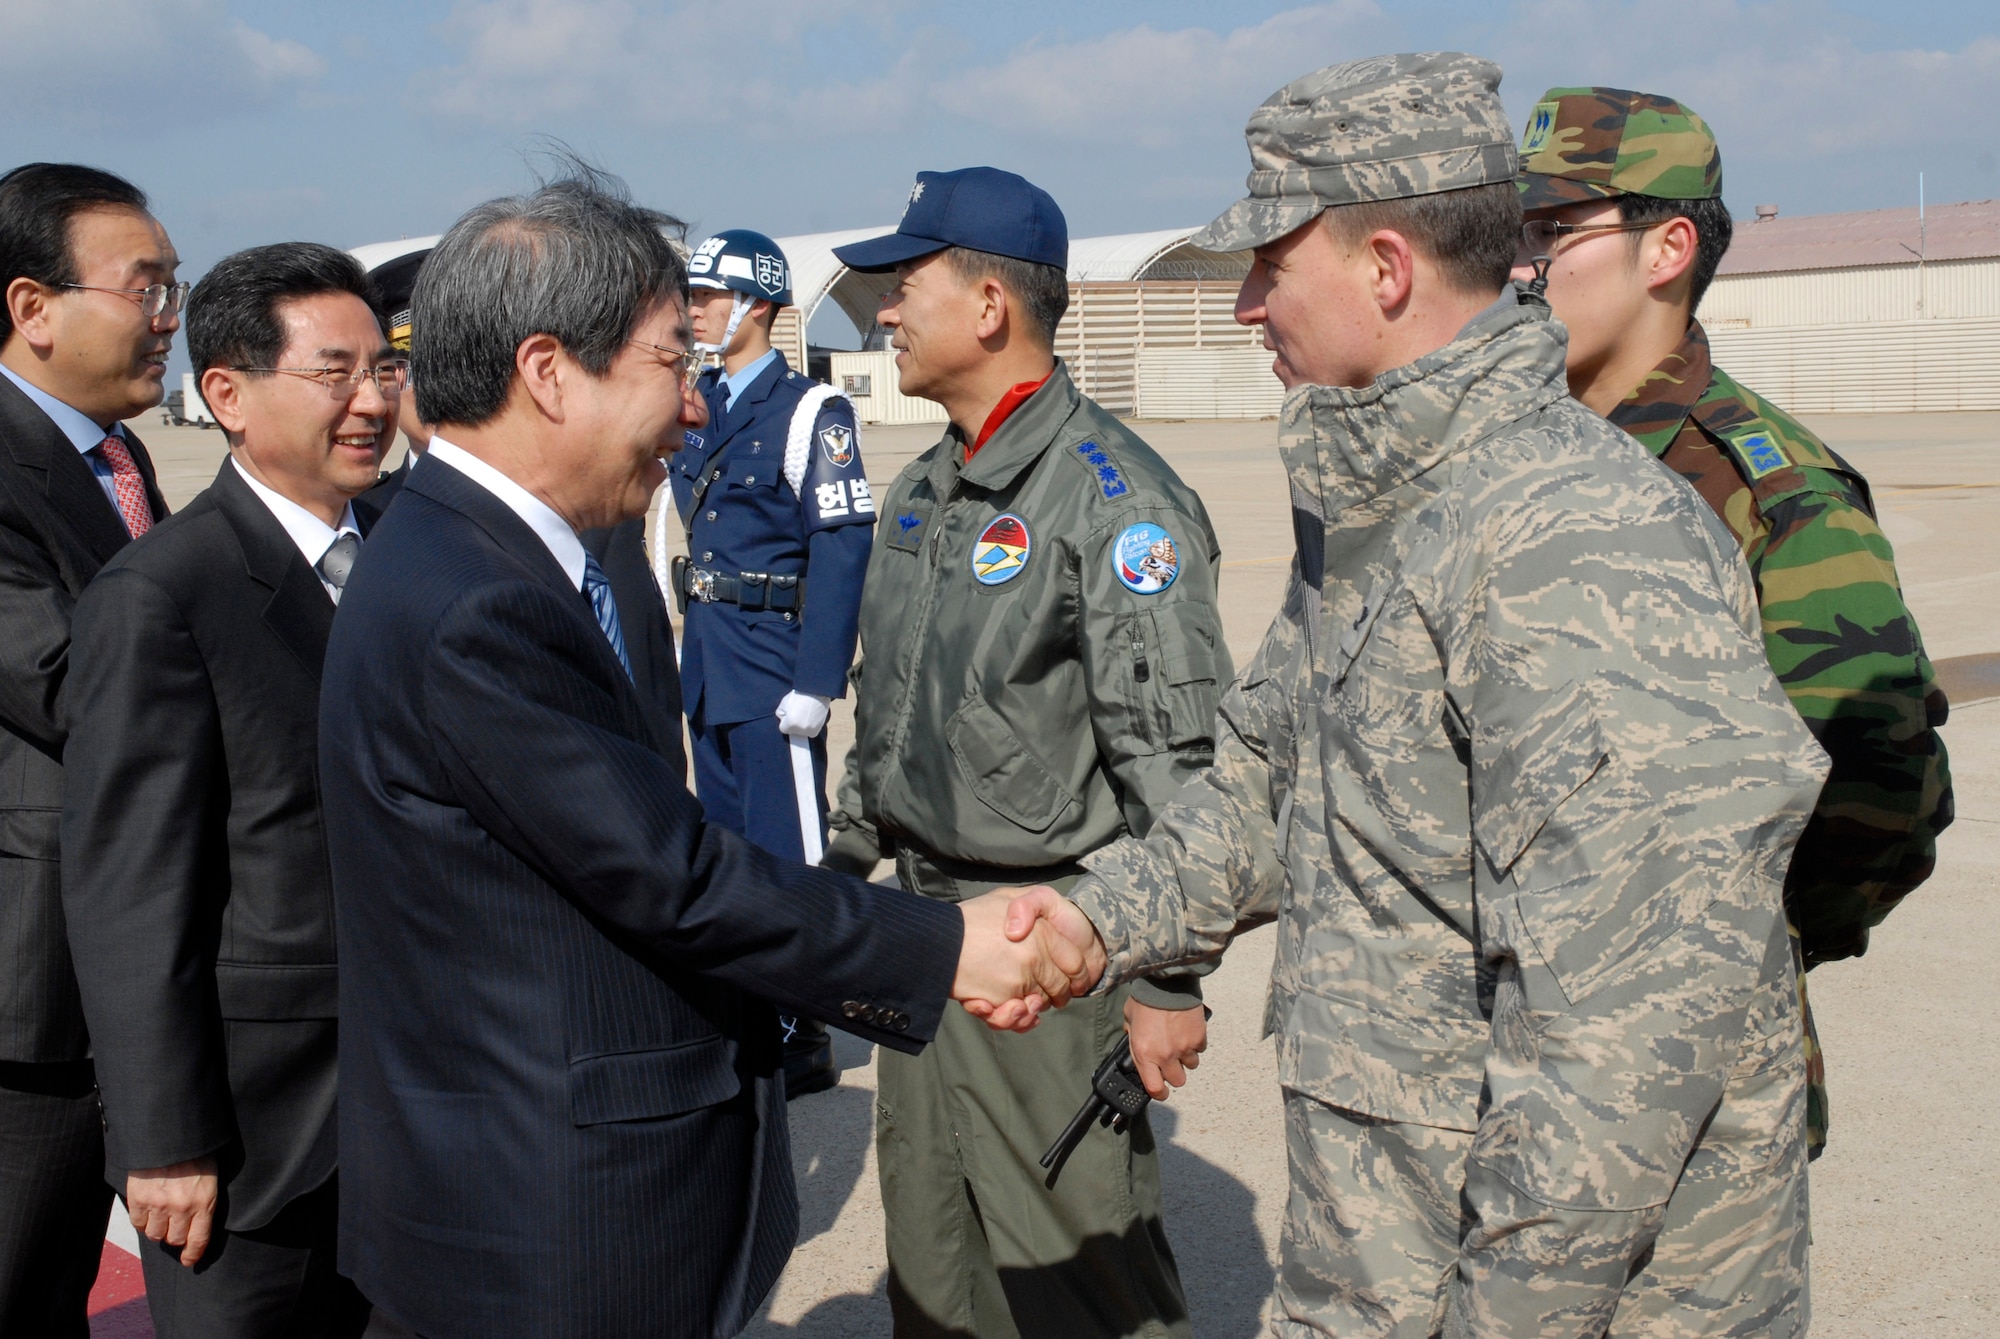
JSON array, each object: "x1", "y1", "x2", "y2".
[
  {"x1": 357, "y1": 456, "x2": 686, "y2": 776},
  {"x1": 62, "y1": 460, "x2": 353, "y2": 1229},
  {"x1": 0, "y1": 373, "x2": 164, "y2": 1063},
  {"x1": 321, "y1": 456, "x2": 961, "y2": 1338}
]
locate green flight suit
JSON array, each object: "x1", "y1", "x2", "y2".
[{"x1": 830, "y1": 360, "x2": 1229, "y2": 1339}]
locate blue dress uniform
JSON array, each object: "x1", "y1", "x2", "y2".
[{"x1": 670, "y1": 351, "x2": 875, "y2": 862}]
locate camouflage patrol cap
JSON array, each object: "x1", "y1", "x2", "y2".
[
  {"x1": 1192, "y1": 52, "x2": 1518, "y2": 254},
  {"x1": 1516, "y1": 88, "x2": 1722, "y2": 211}
]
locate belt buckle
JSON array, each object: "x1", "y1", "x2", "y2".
[{"x1": 689, "y1": 568, "x2": 718, "y2": 603}]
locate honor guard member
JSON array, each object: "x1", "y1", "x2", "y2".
[
  {"x1": 669, "y1": 229, "x2": 872, "y2": 1098},
  {"x1": 1010, "y1": 56, "x2": 1832, "y2": 1338},
  {"x1": 1513, "y1": 88, "x2": 1954, "y2": 1154},
  {"x1": 825, "y1": 167, "x2": 1223, "y2": 1339}
]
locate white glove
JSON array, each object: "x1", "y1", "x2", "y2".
[{"x1": 775, "y1": 691, "x2": 832, "y2": 739}]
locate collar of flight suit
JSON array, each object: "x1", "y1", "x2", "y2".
[
  {"x1": 948, "y1": 359, "x2": 1081, "y2": 493},
  {"x1": 1279, "y1": 285, "x2": 1571, "y2": 523}
]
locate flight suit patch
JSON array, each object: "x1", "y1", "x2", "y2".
[
  {"x1": 1075, "y1": 440, "x2": 1130, "y2": 499},
  {"x1": 887, "y1": 500, "x2": 932, "y2": 552},
  {"x1": 1112, "y1": 522, "x2": 1179, "y2": 594},
  {"x1": 971, "y1": 513, "x2": 1031, "y2": 585}
]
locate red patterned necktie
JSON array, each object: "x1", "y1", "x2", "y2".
[{"x1": 95, "y1": 434, "x2": 153, "y2": 538}]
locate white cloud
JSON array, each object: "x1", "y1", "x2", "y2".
[{"x1": 0, "y1": 0, "x2": 324, "y2": 124}]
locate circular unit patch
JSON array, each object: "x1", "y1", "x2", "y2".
[
  {"x1": 1113, "y1": 522, "x2": 1180, "y2": 594},
  {"x1": 971, "y1": 513, "x2": 1032, "y2": 586}
]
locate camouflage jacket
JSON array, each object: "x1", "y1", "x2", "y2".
[
  {"x1": 1610, "y1": 321, "x2": 1953, "y2": 966},
  {"x1": 1069, "y1": 291, "x2": 1829, "y2": 1336}
]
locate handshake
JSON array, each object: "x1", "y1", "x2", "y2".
[{"x1": 950, "y1": 887, "x2": 1107, "y2": 1031}]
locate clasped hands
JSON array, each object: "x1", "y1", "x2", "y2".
[{"x1": 951, "y1": 885, "x2": 1106, "y2": 1031}]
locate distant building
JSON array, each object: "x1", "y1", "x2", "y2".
[
  {"x1": 782, "y1": 227, "x2": 1271, "y2": 423},
  {"x1": 1703, "y1": 199, "x2": 2000, "y2": 412}
]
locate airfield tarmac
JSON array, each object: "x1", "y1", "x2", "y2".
[{"x1": 130, "y1": 410, "x2": 1999, "y2": 1336}]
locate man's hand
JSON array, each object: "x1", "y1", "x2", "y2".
[
  {"x1": 127, "y1": 1157, "x2": 219, "y2": 1267},
  {"x1": 775, "y1": 692, "x2": 832, "y2": 739},
  {"x1": 954, "y1": 886, "x2": 1106, "y2": 1031},
  {"x1": 1124, "y1": 997, "x2": 1208, "y2": 1100}
]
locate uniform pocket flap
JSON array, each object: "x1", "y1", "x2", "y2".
[
  {"x1": 1276, "y1": 984, "x2": 1489, "y2": 1131},
  {"x1": 946, "y1": 696, "x2": 1077, "y2": 834},
  {"x1": 1470, "y1": 683, "x2": 1608, "y2": 876},
  {"x1": 0, "y1": 807, "x2": 60, "y2": 860},
  {"x1": 214, "y1": 961, "x2": 339, "y2": 1019},
  {"x1": 570, "y1": 1037, "x2": 741, "y2": 1126},
  {"x1": 1157, "y1": 605, "x2": 1222, "y2": 686}
]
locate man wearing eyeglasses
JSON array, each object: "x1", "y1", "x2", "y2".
[
  {"x1": 60, "y1": 242, "x2": 395, "y2": 1337},
  {"x1": 1513, "y1": 89, "x2": 1954, "y2": 1160},
  {"x1": 0, "y1": 161, "x2": 175, "y2": 1337}
]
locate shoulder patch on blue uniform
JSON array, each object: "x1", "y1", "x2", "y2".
[
  {"x1": 820, "y1": 422, "x2": 856, "y2": 467},
  {"x1": 971, "y1": 513, "x2": 1031, "y2": 586},
  {"x1": 1075, "y1": 440, "x2": 1129, "y2": 499},
  {"x1": 1112, "y1": 522, "x2": 1179, "y2": 594},
  {"x1": 1737, "y1": 430, "x2": 1788, "y2": 480}
]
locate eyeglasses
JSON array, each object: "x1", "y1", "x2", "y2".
[
  {"x1": 1519, "y1": 218, "x2": 1661, "y2": 254},
  {"x1": 230, "y1": 360, "x2": 411, "y2": 401},
  {"x1": 58, "y1": 281, "x2": 191, "y2": 320},
  {"x1": 628, "y1": 339, "x2": 704, "y2": 388}
]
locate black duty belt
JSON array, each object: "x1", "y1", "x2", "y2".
[{"x1": 669, "y1": 556, "x2": 806, "y2": 615}]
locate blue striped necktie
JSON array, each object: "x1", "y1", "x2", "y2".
[{"x1": 581, "y1": 552, "x2": 633, "y2": 680}]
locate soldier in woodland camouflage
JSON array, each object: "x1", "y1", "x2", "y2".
[
  {"x1": 1514, "y1": 87, "x2": 1953, "y2": 1152},
  {"x1": 998, "y1": 53, "x2": 1828, "y2": 1337}
]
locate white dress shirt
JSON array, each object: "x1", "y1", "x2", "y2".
[
  {"x1": 0, "y1": 360, "x2": 131, "y2": 517},
  {"x1": 423, "y1": 437, "x2": 585, "y2": 591},
  {"x1": 229, "y1": 457, "x2": 361, "y2": 603}
]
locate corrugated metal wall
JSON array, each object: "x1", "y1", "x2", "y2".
[
  {"x1": 1133, "y1": 349, "x2": 1283, "y2": 419},
  {"x1": 1708, "y1": 317, "x2": 2000, "y2": 412},
  {"x1": 1055, "y1": 279, "x2": 1261, "y2": 415},
  {"x1": 1703, "y1": 256, "x2": 2000, "y2": 328},
  {"x1": 772, "y1": 306, "x2": 807, "y2": 372}
]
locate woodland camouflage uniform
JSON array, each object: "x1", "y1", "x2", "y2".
[
  {"x1": 1068, "y1": 54, "x2": 1829, "y2": 1338},
  {"x1": 1520, "y1": 87, "x2": 1955, "y2": 1151}
]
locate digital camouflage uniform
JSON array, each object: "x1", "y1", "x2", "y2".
[
  {"x1": 1519, "y1": 87, "x2": 1955, "y2": 1151},
  {"x1": 1067, "y1": 54, "x2": 1830, "y2": 1338},
  {"x1": 829, "y1": 360, "x2": 1229, "y2": 1339}
]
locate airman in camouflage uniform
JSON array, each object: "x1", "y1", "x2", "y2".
[
  {"x1": 1047, "y1": 54, "x2": 1830, "y2": 1337},
  {"x1": 1515, "y1": 88, "x2": 1954, "y2": 1152}
]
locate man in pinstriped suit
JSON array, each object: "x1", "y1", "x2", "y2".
[{"x1": 320, "y1": 163, "x2": 1102, "y2": 1339}]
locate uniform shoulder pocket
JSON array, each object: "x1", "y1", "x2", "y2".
[{"x1": 946, "y1": 696, "x2": 1077, "y2": 833}]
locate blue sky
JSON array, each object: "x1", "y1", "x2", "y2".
[{"x1": 7, "y1": 0, "x2": 1998, "y2": 355}]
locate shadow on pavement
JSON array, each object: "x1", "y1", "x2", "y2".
[
  {"x1": 1153, "y1": 1103, "x2": 1275, "y2": 1337},
  {"x1": 786, "y1": 1082, "x2": 875, "y2": 1247}
]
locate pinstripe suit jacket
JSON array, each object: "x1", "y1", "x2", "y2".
[{"x1": 320, "y1": 456, "x2": 961, "y2": 1338}]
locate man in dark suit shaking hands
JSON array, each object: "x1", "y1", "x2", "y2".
[
  {"x1": 0, "y1": 162, "x2": 175, "y2": 1337},
  {"x1": 319, "y1": 164, "x2": 1100, "y2": 1339},
  {"x1": 62, "y1": 243, "x2": 398, "y2": 1336}
]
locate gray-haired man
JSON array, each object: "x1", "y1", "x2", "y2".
[{"x1": 1000, "y1": 53, "x2": 1827, "y2": 1338}]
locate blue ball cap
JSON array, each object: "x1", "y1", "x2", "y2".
[{"x1": 833, "y1": 167, "x2": 1068, "y2": 273}]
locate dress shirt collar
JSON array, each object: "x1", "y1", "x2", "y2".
[
  {"x1": 424, "y1": 436, "x2": 586, "y2": 591},
  {"x1": 722, "y1": 347, "x2": 779, "y2": 412},
  {"x1": 229, "y1": 457, "x2": 359, "y2": 597},
  {"x1": 0, "y1": 361, "x2": 126, "y2": 453}
]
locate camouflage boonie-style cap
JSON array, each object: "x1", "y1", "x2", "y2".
[
  {"x1": 1192, "y1": 52, "x2": 1517, "y2": 253},
  {"x1": 1516, "y1": 87, "x2": 1722, "y2": 211}
]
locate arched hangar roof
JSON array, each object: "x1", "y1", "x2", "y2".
[{"x1": 772, "y1": 225, "x2": 1250, "y2": 335}]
